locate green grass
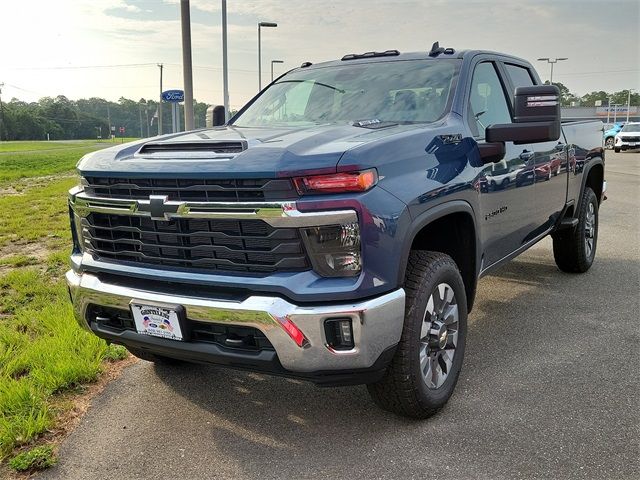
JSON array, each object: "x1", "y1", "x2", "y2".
[
  {"x1": 0, "y1": 177, "x2": 76, "y2": 248},
  {"x1": 0, "y1": 147, "x2": 101, "y2": 183},
  {"x1": 0, "y1": 140, "x2": 99, "y2": 153},
  {"x1": 8, "y1": 445, "x2": 57, "y2": 471},
  {"x1": 0, "y1": 139, "x2": 140, "y2": 153},
  {"x1": 0, "y1": 144, "x2": 128, "y2": 466}
]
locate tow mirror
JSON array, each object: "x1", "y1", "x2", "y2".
[
  {"x1": 211, "y1": 105, "x2": 226, "y2": 127},
  {"x1": 486, "y1": 85, "x2": 561, "y2": 145}
]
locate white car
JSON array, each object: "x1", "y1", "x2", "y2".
[{"x1": 614, "y1": 122, "x2": 640, "y2": 152}]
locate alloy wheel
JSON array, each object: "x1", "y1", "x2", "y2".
[
  {"x1": 585, "y1": 201, "x2": 596, "y2": 258},
  {"x1": 419, "y1": 283, "x2": 459, "y2": 389}
]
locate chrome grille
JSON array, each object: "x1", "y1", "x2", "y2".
[
  {"x1": 81, "y1": 213, "x2": 310, "y2": 274},
  {"x1": 83, "y1": 177, "x2": 298, "y2": 203}
]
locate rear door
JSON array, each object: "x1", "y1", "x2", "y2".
[
  {"x1": 468, "y1": 61, "x2": 537, "y2": 266},
  {"x1": 502, "y1": 62, "x2": 567, "y2": 233}
]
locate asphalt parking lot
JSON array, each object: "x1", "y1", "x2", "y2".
[{"x1": 39, "y1": 151, "x2": 639, "y2": 480}]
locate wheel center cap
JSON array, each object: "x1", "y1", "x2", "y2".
[
  {"x1": 429, "y1": 321, "x2": 448, "y2": 350},
  {"x1": 439, "y1": 330, "x2": 448, "y2": 349}
]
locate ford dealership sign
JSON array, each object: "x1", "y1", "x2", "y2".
[{"x1": 162, "y1": 90, "x2": 184, "y2": 103}]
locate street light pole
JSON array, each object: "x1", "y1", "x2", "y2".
[
  {"x1": 180, "y1": 0, "x2": 195, "y2": 131},
  {"x1": 537, "y1": 57, "x2": 568, "y2": 84},
  {"x1": 626, "y1": 89, "x2": 636, "y2": 123},
  {"x1": 158, "y1": 63, "x2": 164, "y2": 135},
  {"x1": 221, "y1": 0, "x2": 229, "y2": 121},
  {"x1": 257, "y1": 21, "x2": 277, "y2": 91},
  {"x1": 270, "y1": 60, "x2": 284, "y2": 82}
]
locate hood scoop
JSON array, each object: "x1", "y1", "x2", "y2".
[{"x1": 136, "y1": 141, "x2": 247, "y2": 158}]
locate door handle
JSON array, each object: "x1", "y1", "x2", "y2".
[{"x1": 519, "y1": 150, "x2": 534, "y2": 161}]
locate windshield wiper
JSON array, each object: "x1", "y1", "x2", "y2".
[{"x1": 275, "y1": 79, "x2": 345, "y2": 94}]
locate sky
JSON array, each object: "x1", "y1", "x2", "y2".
[{"x1": 1, "y1": 0, "x2": 638, "y2": 109}]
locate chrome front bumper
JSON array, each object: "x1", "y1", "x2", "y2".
[{"x1": 66, "y1": 270, "x2": 405, "y2": 373}]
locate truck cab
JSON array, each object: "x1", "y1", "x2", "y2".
[{"x1": 67, "y1": 45, "x2": 605, "y2": 418}]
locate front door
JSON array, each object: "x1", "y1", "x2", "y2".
[{"x1": 468, "y1": 61, "x2": 537, "y2": 267}]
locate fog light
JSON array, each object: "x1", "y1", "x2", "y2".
[
  {"x1": 324, "y1": 318, "x2": 354, "y2": 350},
  {"x1": 301, "y1": 223, "x2": 361, "y2": 277}
]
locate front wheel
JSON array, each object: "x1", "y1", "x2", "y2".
[
  {"x1": 552, "y1": 187, "x2": 599, "y2": 273},
  {"x1": 614, "y1": 147, "x2": 621, "y2": 153},
  {"x1": 367, "y1": 251, "x2": 467, "y2": 419}
]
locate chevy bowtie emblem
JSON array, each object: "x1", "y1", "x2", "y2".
[{"x1": 137, "y1": 195, "x2": 181, "y2": 220}]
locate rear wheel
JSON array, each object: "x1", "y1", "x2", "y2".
[
  {"x1": 552, "y1": 187, "x2": 599, "y2": 273},
  {"x1": 367, "y1": 251, "x2": 467, "y2": 419}
]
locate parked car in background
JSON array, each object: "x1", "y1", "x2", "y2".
[
  {"x1": 614, "y1": 122, "x2": 640, "y2": 152},
  {"x1": 604, "y1": 123, "x2": 624, "y2": 149}
]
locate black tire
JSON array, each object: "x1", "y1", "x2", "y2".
[
  {"x1": 552, "y1": 187, "x2": 599, "y2": 273},
  {"x1": 367, "y1": 251, "x2": 467, "y2": 419},
  {"x1": 127, "y1": 346, "x2": 186, "y2": 366},
  {"x1": 604, "y1": 137, "x2": 614, "y2": 149},
  {"x1": 614, "y1": 147, "x2": 621, "y2": 153}
]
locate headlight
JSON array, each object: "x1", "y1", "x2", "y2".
[
  {"x1": 68, "y1": 186, "x2": 85, "y2": 254},
  {"x1": 301, "y1": 222, "x2": 361, "y2": 277},
  {"x1": 615, "y1": 136, "x2": 622, "y2": 144}
]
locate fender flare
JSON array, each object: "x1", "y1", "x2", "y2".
[
  {"x1": 576, "y1": 156, "x2": 604, "y2": 214},
  {"x1": 397, "y1": 200, "x2": 481, "y2": 285}
]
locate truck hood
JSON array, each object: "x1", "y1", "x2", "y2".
[{"x1": 78, "y1": 123, "x2": 420, "y2": 178}]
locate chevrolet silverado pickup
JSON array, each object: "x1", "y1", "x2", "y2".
[{"x1": 66, "y1": 44, "x2": 605, "y2": 418}]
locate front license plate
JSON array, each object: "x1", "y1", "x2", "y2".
[{"x1": 131, "y1": 302, "x2": 184, "y2": 341}]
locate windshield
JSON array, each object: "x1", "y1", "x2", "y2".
[
  {"x1": 621, "y1": 124, "x2": 640, "y2": 133},
  {"x1": 232, "y1": 59, "x2": 460, "y2": 128}
]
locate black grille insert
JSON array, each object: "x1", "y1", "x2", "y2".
[
  {"x1": 83, "y1": 177, "x2": 298, "y2": 203},
  {"x1": 82, "y1": 213, "x2": 310, "y2": 274}
]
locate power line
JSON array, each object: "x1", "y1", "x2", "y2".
[{"x1": 5, "y1": 63, "x2": 159, "y2": 71}]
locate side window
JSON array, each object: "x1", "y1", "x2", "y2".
[
  {"x1": 505, "y1": 64, "x2": 535, "y2": 88},
  {"x1": 468, "y1": 62, "x2": 512, "y2": 139}
]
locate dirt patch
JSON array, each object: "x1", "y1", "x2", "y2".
[
  {"x1": 0, "y1": 185, "x2": 20, "y2": 196},
  {"x1": 0, "y1": 242, "x2": 49, "y2": 262},
  {"x1": 1, "y1": 172, "x2": 77, "y2": 194},
  {"x1": 1, "y1": 355, "x2": 138, "y2": 479},
  {"x1": 0, "y1": 243, "x2": 51, "y2": 275}
]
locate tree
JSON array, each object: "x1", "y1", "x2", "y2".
[{"x1": 543, "y1": 81, "x2": 578, "y2": 106}]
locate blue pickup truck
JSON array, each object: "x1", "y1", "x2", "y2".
[{"x1": 66, "y1": 45, "x2": 604, "y2": 418}]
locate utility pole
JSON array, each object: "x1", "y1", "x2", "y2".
[
  {"x1": 180, "y1": 0, "x2": 195, "y2": 131},
  {"x1": 222, "y1": 0, "x2": 229, "y2": 121},
  {"x1": 145, "y1": 104, "x2": 150, "y2": 137},
  {"x1": 607, "y1": 97, "x2": 611, "y2": 124},
  {"x1": 106, "y1": 103, "x2": 112, "y2": 141},
  {"x1": 0, "y1": 83, "x2": 5, "y2": 141},
  {"x1": 138, "y1": 103, "x2": 144, "y2": 138},
  {"x1": 158, "y1": 63, "x2": 164, "y2": 135}
]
